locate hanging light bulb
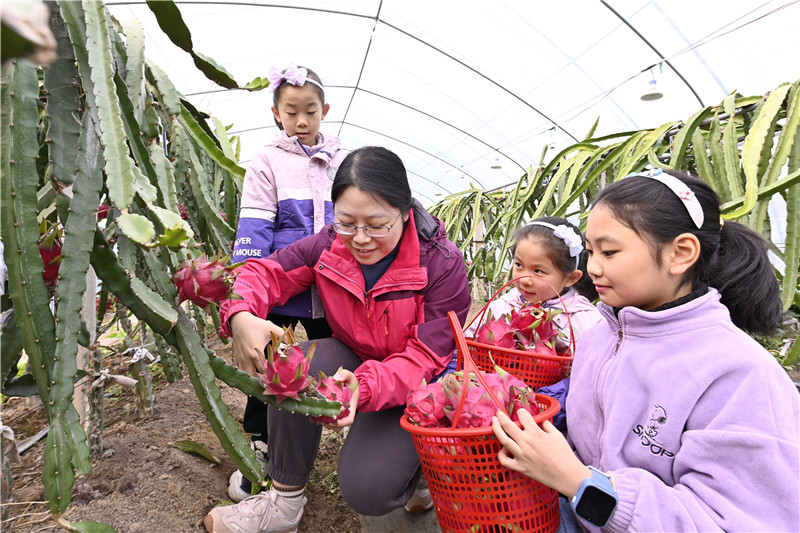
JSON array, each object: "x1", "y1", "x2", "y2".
[
  {"x1": 641, "y1": 78, "x2": 663, "y2": 101},
  {"x1": 490, "y1": 157, "x2": 502, "y2": 169},
  {"x1": 547, "y1": 126, "x2": 556, "y2": 150}
]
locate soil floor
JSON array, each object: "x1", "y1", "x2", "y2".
[{"x1": 2, "y1": 337, "x2": 362, "y2": 533}]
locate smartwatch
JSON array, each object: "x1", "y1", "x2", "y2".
[{"x1": 570, "y1": 466, "x2": 618, "y2": 528}]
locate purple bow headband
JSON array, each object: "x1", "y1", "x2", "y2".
[{"x1": 267, "y1": 64, "x2": 324, "y2": 93}]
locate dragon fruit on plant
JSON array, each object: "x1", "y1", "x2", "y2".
[
  {"x1": 171, "y1": 253, "x2": 237, "y2": 309},
  {"x1": 310, "y1": 369, "x2": 357, "y2": 424},
  {"x1": 262, "y1": 327, "x2": 317, "y2": 402},
  {"x1": 38, "y1": 221, "x2": 62, "y2": 287},
  {"x1": 96, "y1": 204, "x2": 111, "y2": 221}
]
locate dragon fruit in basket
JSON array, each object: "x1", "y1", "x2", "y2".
[
  {"x1": 475, "y1": 305, "x2": 563, "y2": 356},
  {"x1": 403, "y1": 366, "x2": 540, "y2": 428}
]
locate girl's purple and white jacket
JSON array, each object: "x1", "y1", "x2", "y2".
[
  {"x1": 465, "y1": 287, "x2": 602, "y2": 347},
  {"x1": 232, "y1": 131, "x2": 347, "y2": 318},
  {"x1": 567, "y1": 288, "x2": 800, "y2": 532}
]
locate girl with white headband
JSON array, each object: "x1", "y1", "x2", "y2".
[
  {"x1": 465, "y1": 215, "x2": 601, "y2": 348},
  {"x1": 493, "y1": 170, "x2": 799, "y2": 532},
  {"x1": 227, "y1": 64, "x2": 348, "y2": 502}
]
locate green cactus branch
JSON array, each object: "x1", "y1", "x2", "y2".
[
  {"x1": 1, "y1": 59, "x2": 57, "y2": 407},
  {"x1": 173, "y1": 312, "x2": 265, "y2": 488},
  {"x1": 208, "y1": 355, "x2": 344, "y2": 418}
]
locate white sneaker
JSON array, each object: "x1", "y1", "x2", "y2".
[
  {"x1": 205, "y1": 489, "x2": 306, "y2": 533},
  {"x1": 404, "y1": 473, "x2": 434, "y2": 514},
  {"x1": 228, "y1": 438, "x2": 269, "y2": 502}
]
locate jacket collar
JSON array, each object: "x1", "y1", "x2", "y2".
[
  {"x1": 268, "y1": 131, "x2": 340, "y2": 161},
  {"x1": 598, "y1": 287, "x2": 726, "y2": 335}
]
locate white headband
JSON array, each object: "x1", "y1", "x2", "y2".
[
  {"x1": 525, "y1": 221, "x2": 583, "y2": 268},
  {"x1": 637, "y1": 169, "x2": 704, "y2": 229}
]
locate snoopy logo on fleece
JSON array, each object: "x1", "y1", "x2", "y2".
[
  {"x1": 632, "y1": 404, "x2": 674, "y2": 458},
  {"x1": 645, "y1": 405, "x2": 667, "y2": 440}
]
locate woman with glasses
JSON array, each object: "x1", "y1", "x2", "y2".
[{"x1": 207, "y1": 146, "x2": 471, "y2": 533}]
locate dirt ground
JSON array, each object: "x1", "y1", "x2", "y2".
[{"x1": 2, "y1": 337, "x2": 362, "y2": 533}]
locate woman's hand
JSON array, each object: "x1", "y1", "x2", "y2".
[
  {"x1": 229, "y1": 312, "x2": 285, "y2": 377},
  {"x1": 492, "y1": 408, "x2": 590, "y2": 497},
  {"x1": 320, "y1": 369, "x2": 360, "y2": 430}
]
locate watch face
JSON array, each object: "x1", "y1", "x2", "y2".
[{"x1": 575, "y1": 485, "x2": 617, "y2": 526}]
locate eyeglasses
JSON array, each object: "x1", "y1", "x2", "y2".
[{"x1": 332, "y1": 212, "x2": 402, "y2": 238}]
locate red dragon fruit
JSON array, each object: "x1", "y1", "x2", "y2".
[
  {"x1": 475, "y1": 311, "x2": 517, "y2": 349},
  {"x1": 404, "y1": 381, "x2": 449, "y2": 427},
  {"x1": 475, "y1": 304, "x2": 563, "y2": 355},
  {"x1": 38, "y1": 222, "x2": 62, "y2": 287},
  {"x1": 507, "y1": 385, "x2": 541, "y2": 421},
  {"x1": 262, "y1": 327, "x2": 316, "y2": 402},
  {"x1": 447, "y1": 385, "x2": 498, "y2": 429},
  {"x1": 178, "y1": 203, "x2": 189, "y2": 220},
  {"x1": 310, "y1": 370, "x2": 357, "y2": 424},
  {"x1": 171, "y1": 253, "x2": 236, "y2": 309},
  {"x1": 405, "y1": 367, "x2": 540, "y2": 429},
  {"x1": 96, "y1": 204, "x2": 111, "y2": 221}
]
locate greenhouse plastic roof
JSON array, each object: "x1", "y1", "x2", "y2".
[{"x1": 106, "y1": 0, "x2": 800, "y2": 206}]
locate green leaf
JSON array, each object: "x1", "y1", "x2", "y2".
[
  {"x1": 241, "y1": 76, "x2": 271, "y2": 91},
  {"x1": 764, "y1": 81, "x2": 800, "y2": 184},
  {"x1": 84, "y1": 0, "x2": 138, "y2": 210},
  {"x1": 173, "y1": 439, "x2": 221, "y2": 464},
  {"x1": 150, "y1": 205, "x2": 194, "y2": 242},
  {"x1": 44, "y1": 8, "x2": 82, "y2": 187},
  {"x1": 179, "y1": 103, "x2": 246, "y2": 180},
  {"x1": 130, "y1": 278, "x2": 178, "y2": 330},
  {"x1": 72, "y1": 520, "x2": 118, "y2": 533},
  {"x1": 116, "y1": 213, "x2": 156, "y2": 246},
  {"x1": 669, "y1": 107, "x2": 713, "y2": 170},
  {"x1": 145, "y1": 61, "x2": 181, "y2": 117},
  {"x1": 192, "y1": 51, "x2": 238, "y2": 89},
  {"x1": 730, "y1": 84, "x2": 792, "y2": 219},
  {"x1": 144, "y1": 0, "x2": 193, "y2": 51}
]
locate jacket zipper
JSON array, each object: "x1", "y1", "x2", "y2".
[{"x1": 594, "y1": 314, "x2": 624, "y2": 465}]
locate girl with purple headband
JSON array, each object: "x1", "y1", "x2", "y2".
[
  {"x1": 493, "y1": 170, "x2": 799, "y2": 532},
  {"x1": 227, "y1": 64, "x2": 348, "y2": 502}
]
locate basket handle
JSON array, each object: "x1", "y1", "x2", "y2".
[
  {"x1": 448, "y1": 311, "x2": 509, "y2": 430},
  {"x1": 465, "y1": 275, "x2": 576, "y2": 358}
]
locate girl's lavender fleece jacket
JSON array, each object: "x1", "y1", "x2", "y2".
[{"x1": 566, "y1": 288, "x2": 800, "y2": 532}]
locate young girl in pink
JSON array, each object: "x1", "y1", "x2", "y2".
[
  {"x1": 493, "y1": 170, "x2": 799, "y2": 532},
  {"x1": 228, "y1": 64, "x2": 348, "y2": 501},
  {"x1": 466, "y1": 216, "x2": 601, "y2": 348}
]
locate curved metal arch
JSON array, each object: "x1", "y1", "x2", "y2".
[
  {"x1": 153, "y1": 1, "x2": 582, "y2": 144},
  {"x1": 337, "y1": 121, "x2": 488, "y2": 190},
  {"x1": 599, "y1": 0, "x2": 705, "y2": 107}
]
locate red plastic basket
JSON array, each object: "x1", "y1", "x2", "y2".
[
  {"x1": 399, "y1": 311, "x2": 562, "y2": 533},
  {"x1": 460, "y1": 277, "x2": 575, "y2": 389}
]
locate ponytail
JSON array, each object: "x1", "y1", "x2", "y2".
[{"x1": 708, "y1": 221, "x2": 782, "y2": 336}]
